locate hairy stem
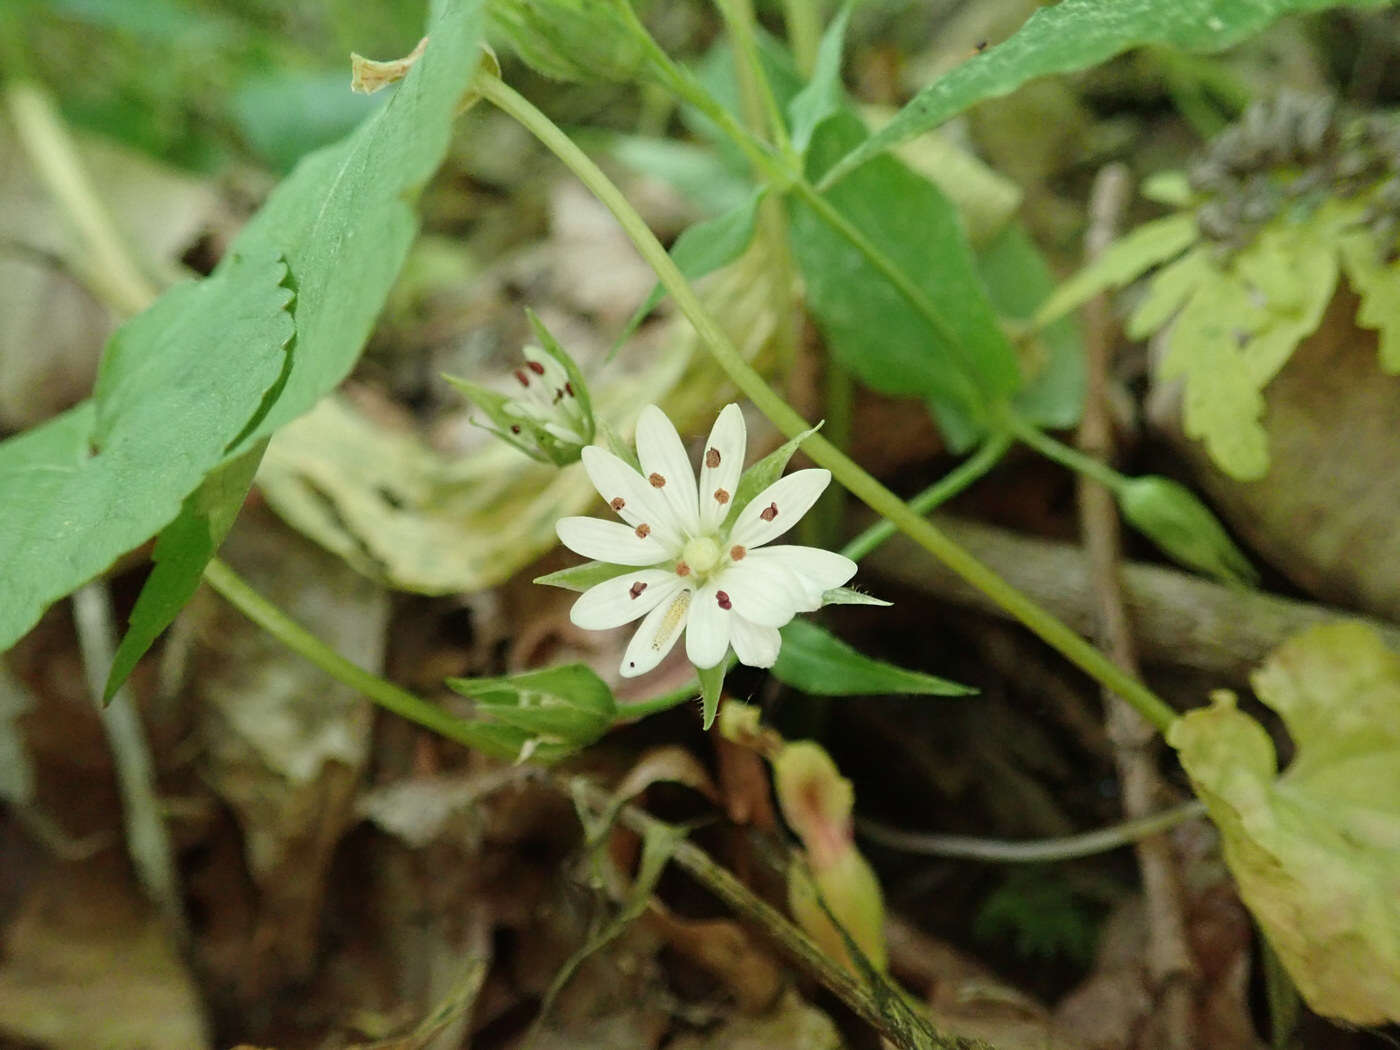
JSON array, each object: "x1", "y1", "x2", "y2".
[{"x1": 478, "y1": 70, "x2": 1177, "y2": 735}]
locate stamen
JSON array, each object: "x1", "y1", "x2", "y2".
[
  {"x1": 730, "y1": 545, "x2": 746, "y2": 561},
  {"x1": 713, "y1": 488, "x2": 730, "y2": 505},
  {"x1": 649, "y1": 472, "x2": 666, "y2": 488},
  {"x1": 514, "y1": 369, "x2": 530, "y2": 387},
  {"x1": 760, "y1": 502, "x2": 778, "y2": 522},
  {"x1": 510, "y1": 425, "x2": 522, "y2": 434},
  {"x1": 629, "y1": 581, "x2": 647, "y2": 599},
  {"x1": 565, "y1": 381, "x2": 575, "y2": 397},
  {"x1": 716, "y1": 590, "x2": 732, "y2": 610},
  {"x1": 675, "y1": 562, "x2": 691, "y2": 577},
  {"x1": 635, "y1": 523, "x2": 651, "y2": 538},
  {"x1": 706, "y1": 448, "x2": 721, "y2": 468},
  {"x1": 527, "y1": 360, "x2": 545, "y2": 375},
  {"x1": 553, "y1": 388, "x2": 564, "y2": 403},
  {"x1": 610, "y1": 497, "x2": 626, "y2": 511}
]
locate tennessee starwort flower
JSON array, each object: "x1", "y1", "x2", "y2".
[
  {"x1": 443, "y1": 310, "x2": 594, "y2": 465},
  {"x1": 556, "y1": 404, "x2": 857, "y2": 678}
]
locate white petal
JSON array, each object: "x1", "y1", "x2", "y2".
[
  {"x1": 698, "y1": 403, "x2": 746, "y2": 532},
  {"x1": 620, "y1": 585, "x2": 694, "y2": 678},
  {"x1": 557, "y1": 517, "x2": 669, "y2": 566},
  {"x1": 636, "y1": 405, "x2": 700, "y2": 536},
  {"x1": 728, "y1": 469, "x2": 832, "y2": 549},
  {"x1": 729, "y1": 615, "x2": 781, "y2": 668},
  {"x1": 685, "y1": 581, "x2": 731, "y2": 669},
  {"x1": 716, "y1": 562, "x2": 803, "y2": 628},
  {"x1": 744, "y1": 546, "x2": 856, "y2": 608},
  {"x1": 570, "y1": 571, "x2": 684, "y2": 630},
  {"x1": 580, "y1": 446, "x2": 683, "y2": 551}
]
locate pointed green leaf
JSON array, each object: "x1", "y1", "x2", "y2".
[
  {"x1": 772, "y1": 619, "x2": 975, "y2": 697},
  {"x1": 445, "y1": 663, "x2": 618, "y2": 761},
  {"x1": 790, "y1": 112, "x2": 1018, "y2": 431},
  {"x1": 104, "y1": 440, "x2": 269, "y2": 700},
  {"x1": 1168, "y1": 623, "x2": 1400, "y2": 1024},
  {"x1": 819, "y1": 0, "x2": 1396, "y2": 189},
  {"x1": 788, "y1": 2, "x2": 854, "y2": 155}
]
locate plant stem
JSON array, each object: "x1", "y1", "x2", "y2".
[
  {"x1": 783, "y1": 0, "x2": 823, "y2": 76},
  {"x1": 202, "y1": 558, "x2": 484, "y2": 751},
  {"x1": 477, "y1": 70, "x2": 1178, "y2": 736},
  {"x1": 840, "y1": 432, "x2": 1011, "y2": 562},
  {"x1": 857, "y1": 799, "x2": 1206, "y2": 863},
  {"x1": 6, "y1": 81, "x2": 158, "y2": 316},
  {"x1": 1004, "y1": 409, "x2": 1124, "y2": 492}
]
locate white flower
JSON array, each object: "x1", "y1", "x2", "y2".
[
  {"x1": 503, "y1": 345, "x2": 589, "y2": 445},
  {"x1": 556, "y1": 404, "x2": 857, "y2": 678}
]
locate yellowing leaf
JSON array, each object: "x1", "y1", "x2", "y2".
[
  {"x1": 1338, "y1": 231, "x2": 1400, "y2": 374},
  {"x1": 1168, "y1": 623, "x2": 1400, "y2": 1024},
  {"x1": 1130, "y1": 206, "x2": 1353, "y2": 480}
]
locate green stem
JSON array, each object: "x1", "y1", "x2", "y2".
[
  {"x1": 857, "y1": 799, "x2": 1206, "y2": 863},
  {"x1": 478, "y1": 70, "x2": 1178, "y2": 736},
  {"x1": 714, "y1": 0, "x2": 793, "y2": 156},
  {"x1": 641, "y1": 41, "x2": 988, "y2": 407},
  {"x1": 783, "y1": 0, "x2": 823, "y2": 76},
  {"x1": 202, "y1": 558, "x2": 484, "y2": 750},
  {"x1": 840, "y1": 432, "x2": 1011, "y2": 562},
  {"x1": 1004, "y1": 410, "x2": 1124, "y2": 492}
]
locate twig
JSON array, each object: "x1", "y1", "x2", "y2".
[
  {"x1": 1075, "y1": 164, "x2": 1196, "y2": 1050},
  {"x1": 857, "y1": 800, "x2": 1206, "y2": 863},
  {"x1": 566, "y1": 777, "x2": 999, "y2": 1050},
  {"x1": 71, "y1": 583, "x2": 189, "y2": 943},
  {"x1": 863, "y1": 514, "x2": 1400, "y2": 683}
]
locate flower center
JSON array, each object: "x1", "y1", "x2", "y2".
[{"x1": 681, "y1": 536, "x2": 722, "y2": 576}]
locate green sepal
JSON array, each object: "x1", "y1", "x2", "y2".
[
  {"x1": 534, "y1": 560, "x2": 635, "y2": 593},
  {"x1": 526, "y1": 308, "x2": 596, "y2": 439},
  {"x1": 697, "y1": 660, "x2": 727, "y2": 730},
  {"x1": 440, "y1": 373, "x2": 552, "y2": 463},
  {"x1": 723, "y1": 424, "x2": 821, "y2": 529}
]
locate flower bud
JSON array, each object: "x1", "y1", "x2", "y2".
[
  {"x1": 774, "y1": 741, "x2": 887, "y2": 971},
  {"x1": 488, "y1": 0, "x2": 652, "y2": 84},
  {"x1": 1117, "y1": 475, "x2": 1258, "y2": 586},
  {"x1": 444, "y1": 311, "x2": 594, "y2": 466},
  {"x1": 445, "y1": 663, "x2": 617, "y2": 763}
]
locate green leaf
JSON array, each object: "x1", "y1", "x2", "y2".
[
  {"x1": 819, "y1": 0, "x2": 1395, "y2": 188},
  {"x1": 1168, "y1": 622, "x2": 1400, "y2": 1024},
  {"x1": 225, "y1": 0, "x2": 488, "y2": 448},
  {"x1": 698, "y1": 660, "x2": 727, "y2": 730},
  {"x1": 787, "y1": 2, "x2": 853, "y2": 155},
  {"x1": 977, "y1": 222, "x2": 1086, "y2": 431},
  {"x1": 611, "y1": 187, "x2": 767, "y2": 354},
  {"x1": 0, "y1": 252, "x2": 294, "y2": 652},
  {"x1": 789, "y1": 112, "x2": 1019, "y2": 433},
  {"x1": 445, "y1": 663, "x2": 618, "y2": 762},
  {"x1": 1031, "y1": 213, "x2": 1199, "y2": 332},
  {"x1": 724, "y1": 424, "x2": 820, "y2": 528},
  {"x1": 772, "y1": 620, "x2": 975, "y2": 697},
  {"x1": 535, "y1": 560, "x2": 635, "y2": 593},
  {"x1": 1338, "y1": 231, "x2": 1400, "y2": 374},
  {"x1": 103, "y1": 441, "x2": 268, "y2": 701},
  {"x1": 1129, "y1": 204, "x2": 1350, "y2": 480}
]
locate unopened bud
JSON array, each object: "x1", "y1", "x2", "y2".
[
  {"x1": 773, "y1": 741, "x2": 886, "y2": 971},
  {"x1": 444, "y1": 310, "x2": 594, "y2": 466},
  {"x1": 488, "y1": 0, "x2": 652, "y2": 84},
  {"x1": 1117, "y1": 475, "x2": 1258, "y2": 586}
]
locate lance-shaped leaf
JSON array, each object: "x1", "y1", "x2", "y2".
[
  {"x1": 771, "y1": 620, "x2": 975, "y2": 697},
  {"x1": 1168, "y1": 622, "x2": 1400, "y2": 1024},
  {"x1": 820, "y1": 0, "x2": 1396, "y2": 189}
]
